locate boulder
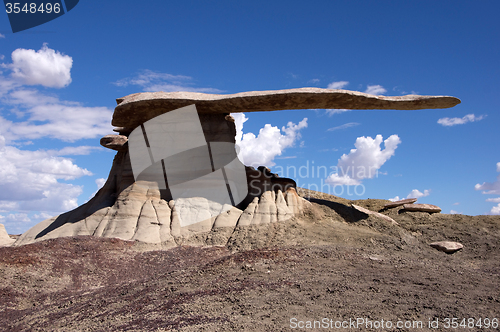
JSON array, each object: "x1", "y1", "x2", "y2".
[
  {"x1": 0, "y1": 224, "x2": 15, "y2": 247},
  {"x1": 352, "y1": 204, "x2": 399, "y2": 225},
  {"x1": 384, "y1": 198, "x2": 417, "y2": 208},
  {"x1": 403, "y1": 203, "x2": 441, "y2": 213},
  {"x1": 100, "y1": 134, "x2": 128, "y2": 151},
  {"x1": 430, "y1": 241, "x2": 463, "y2": 254}
]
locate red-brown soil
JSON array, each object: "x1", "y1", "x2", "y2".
[{"x1": 1, "y1": 191, "x2": 499, "y2": 331}]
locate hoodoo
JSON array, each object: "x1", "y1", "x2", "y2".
[{"x1": 13, "y1": 88, "x2": 460, "y2": 247}]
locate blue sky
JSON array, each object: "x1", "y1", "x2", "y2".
[{"x1": 1, "y1": 1, "x2": 499, "y2": 234}]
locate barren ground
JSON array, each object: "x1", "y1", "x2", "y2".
[{"x1": 1, "y1": 190, "x2": 499, "y2": 331}]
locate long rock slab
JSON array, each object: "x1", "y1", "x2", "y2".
[
  {"x1": 403, "y1": 203, "x2": 442, "y2": 213},
  {"x1": 112, "y1": 88, "x2": 461, "y2": 129},
  {"x1": 384, "y1": 198, "x2": 418, "y2": 208},
  {"x1": 352, "y1": 204, "x2": 399, "y2": 225}
]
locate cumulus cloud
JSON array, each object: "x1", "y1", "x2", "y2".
[
  {"x1": 486, "y1": 197, "x2": 500, "y2": 203},
  {"x1": 5, "y1": 43, "x2": 72, "y2": 88},
  {"x1": 475, "y1": 162, "x2": 500, "y2": 195},
  {"x1": 450, "y1": 210, "x2": 462, "y2": 215},
  {"x1": 388, "y1": 196, "x2": 400, "y2": 202},
  {"x1": 114, "y1": 69, "x2": 223, "y2": 93},
  {"x1": 325, "y1": 134, "x2": 401, "y2": 186},
  {"x1": 491, "y1": 204, "x2": 500, "y2": 215},
  {"x1": 407, "y1": 189, "x2": 430, "y2": 199},
  {"x1": 327, "y1": 122, "x2": 360, "y2": 132},
  {"x1": 437, "y1": 114, "x2": 486, "y2": 126},
  {"x1": 327, "y1": 81, "x2": 349, "y2": 89},
  {"x1": 365, "y1": 85, "x2": 387, "y2": 95},
  {"x1": 232, "y1": 113, "x2": 308, "y2": 167},
  {"x1": 0, "y1": 137, "x2": 90, "y2": 214}
]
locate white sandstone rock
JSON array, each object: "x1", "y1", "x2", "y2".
[{"x1": 0, "y1": 224, "x2": 15, "y2": 247}]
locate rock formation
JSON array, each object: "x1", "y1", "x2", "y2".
[
  {"x1": 14, "y1": 88, "x2": 460, "y2": 246},
  {"x1": 0, "y1": 224, "x2": 15, "y2": 247}
]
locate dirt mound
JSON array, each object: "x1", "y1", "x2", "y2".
[{"x1": 1, "y1": 191, "x2": 499, "y2": 331}]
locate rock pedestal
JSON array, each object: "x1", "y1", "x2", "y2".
[{"x1": 14, "y1": 88, "x2": 460, "y2": 246}]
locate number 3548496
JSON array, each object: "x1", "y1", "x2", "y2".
[{"x1": 5, "y1": 3, "x2": 61, "y2": 14}]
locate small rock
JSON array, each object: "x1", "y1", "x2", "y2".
[
  {"x1": 403, "y1": 203, "x2": 441, "y2": 213},
  {"x1": 430, "y1": 241, "x2": 463, "y2": 254},
  {"x1": 384, "y1": 198, "x2": 417, "y2": 208},
  {"x1": 352, "y1": 204, "x2": 399, "y2": 225},
  {"x1": 100, "y1": 135, "x2": 128, "y2": 151}
]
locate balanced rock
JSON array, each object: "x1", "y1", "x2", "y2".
[
  {"x1": 352, "y1": 204, "x2": 399, "y2": 225},
  {"x1": 403, "y1": 203, "x2": 441, "y2": 213},
  {"x1": 113, "y1": 88, "x2": 461, "y2": 131},
  {"x1": 14, "y1": 87, "x2": 460, "y2": 246},
  {"x1": 430, "y1": 241, "x2": 463, "y2": 254},
  {"x1": 100, "y1": 134, "x2": 128, "y2": 151},
  {"x1": 384, "y1": 198, "x2": 417, "y2": 208},
  {"x1": 0, "y1": 224, "x2": 15, "y2": 247}
]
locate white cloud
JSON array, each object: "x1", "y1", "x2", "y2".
[
  {"x1": 95, "y1": 178, "x2": 106, "y2": 189},
  {"x1": 114, "y1": 69, "x2": 224, "y2": 93},
  {"x1": 486, "y1": 197, "x2": 500, "y2": 203},
  {"x1": 450, "y1": 210, "x2": 462, "y2": 215},
  {"x1": 327, "y1": 122, "x2": 360, "y2": 131},
  {"x1": 437, "y1": 114, "x2": 486, "y2": 127},
  {"x1": 327, "y1": 81, "x2": 349, "y2": 89},
  {"x1": 0, "y1": 89, "x2": 113, "y2": 142},
  {"x1": 453, "y1": 202, "x2": 460, "y2": 205},
  {"x1": 325, "y1": 134, "x2": 401, "y2": 186},
  {"x1": 87, "y1": 178, "x2": 107, "y2": 201},
  {"x1": 308, "y1": 78, "x2": 320, "y2": 84},
  {"x1": 3, "y1": 213, "x2": 31, "y2": 223},
  {"x1": 365, "y1": 85, "x2": 387, "y2": 95},
  {"x1": 0, "y1": 138, "x2": 90, "y2": 214},
  {"x1": 407, "y1": 189, "x2": 430, "y2": 199},
  {"x1": 325, "y1": 109, "x2": 350, "y2": 116},
  {"x1": 388, "y1": 196, "x2": 400, "y2": 202},
  {"x1": 491, "y1": 204, "x2": 500, "y2": 215},
  {"x1": 232, "y1": 113, "x2": 308, "y2": 167},
  {"x1": 475, "y1": 162, "x2": 500, "y2": 195},
  {"x1": 0, "y1": 33, "x2": 5, "y2": 39},
  {"x1": 5, "y1": 43, "x2": 72, "y2": 88}
]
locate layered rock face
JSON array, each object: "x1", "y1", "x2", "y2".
[{"x1": 13, "y1": 88, "x2": 460, "y2": 247}]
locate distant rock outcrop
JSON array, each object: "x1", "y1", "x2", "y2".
[{"x1": 384, "y1": 198, "x2": 418, "y2": 208}]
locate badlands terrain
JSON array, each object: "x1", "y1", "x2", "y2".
[{"x1": 1, "y1": 189, "x2": 499, "y2": 331}]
